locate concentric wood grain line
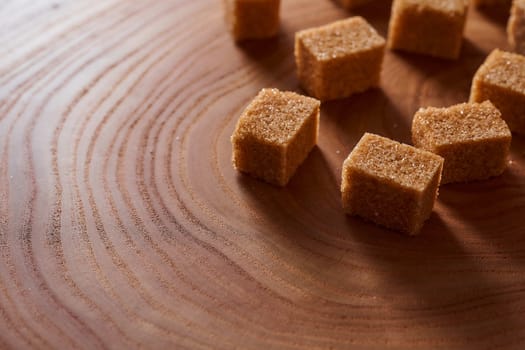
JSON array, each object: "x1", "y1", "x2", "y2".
[
  {"x1": 106, "y1": 31, "x2": 283, "y2": 345},
  {"x1": 0, "y1": 3, "x2": 174, "y2": 348},
  {"x1": 166, "y1": 39, "x2": 398, "y2": 314},
  {"x1": 123, "y1": 56, "x2": 307, "y2": 347},
  {"x1": 0, "y1": 1, "x2": 125, "y2": 82},
  {"x1": 0, "y1": 0, "x2": 179, "y2": 348},
  {"x1": 103, "y1": 13, "x2": 343, "y2": 345},
  {"x1": 0, "y1": 37, "x2": 103, "y2": 350},
  {"x1": 158, "y1": 45, "x2": 392, "y2": 347},
  {"x1": 0, "y1": 1, "x2": 142, "y2": 119},
  {"x1": 55, "y1": 2, "x2": 229, "y2": 348},
  {"x1": 65, "y1": 6, "x2": 230, "y2": 346},
  {"x1": 50, "y1": 2, "x2": 209, "y2": 347}
]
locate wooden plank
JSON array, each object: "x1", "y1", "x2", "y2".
[{"x1": 0, "y1": 0, "x2": 524, "y2": 348}]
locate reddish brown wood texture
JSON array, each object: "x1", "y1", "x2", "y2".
[{"x1": 1, "y1": 1, "x2": 525, "y2": 349}]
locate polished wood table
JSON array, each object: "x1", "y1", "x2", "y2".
[{"x1": 1, "y1": 1, "x2": 525, "y2": 349}]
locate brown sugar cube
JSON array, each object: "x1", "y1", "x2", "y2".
[
  {"x1": 231, "y1": 88, "x2": 320, "y2": 186},
  {"x1": 295, "y1": 17, "x2": 386, "y2": 101},
  {"x1": 412, "y1": 101, "x2": 512, "y2": 184},
  {"x1": 470, "y1": 49, "x2": 525, "y2": 134},
  {"x1": 223, "y1": 0, "x2": 280, "y2": 41},
  {"x1": 472, "y1": 0, "x2": 511, "y2": 7},
  {"x1": 508, "y1": 0, "x2": 525, "y2": 54},
  {"x1": 336, "y1": 0, "x2": 373, "y2": 9},
  {"x1": 388, "y1": 0, "x2": 469, "y2": 59},
  {"x1": 341, "y1": 133, "x2": 444, "y2": 235}
]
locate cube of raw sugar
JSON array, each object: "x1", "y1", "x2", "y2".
[
  {"x1": 295, "y1": 17, "x2": 386, "y2": 101},
  {"x1": 472, "y1": 0, "x2": 511, "y2": 7},
  {"x1": 341, "y1": 133, "x2": 444, "y2": 235},
  {"x1": 470, "y1": 49, "x2": 525, "y2": 134},
  {"x1": 388, "y1": 0, "x2": 469, "y2": 59},
  {"x1": 223, "y1": 0, "x2": 280, "y2": 41},
  {"x1": 508, "y1": 0, "x2": 525, "y2": 54},
  {"x1": 231, "y1": 88, "x2": 320, "y2": 186},
  {"x1": 336, "y1": 0, "x2": 372, "y2": 9},
  {"x1": 412, "y1": 101, "x2": 512, "y2": 184}
]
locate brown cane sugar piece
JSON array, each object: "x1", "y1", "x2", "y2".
[
  {"x1": 223, "y1": 0, "x2": 280, "y2": 41},
  {"x1": 341, "y1": 133, "x2": 444, "y2": 235},
  {"x1": 295, "y1": 17, "x2": 385, "y2": 101},
  {"x1": 412, "y1": 101, "x2": 512, "y2": 184},
  {"x1": 470, "y1": 49, "x2": 525, "y2": 134},
  {"x1": 508, "y1": 0, "x2": 525, "y2": 54},
  {"x1": 387, "y1": 0, "x2": 469, "y2": 59},
  {"x1": 231, "y1": 88, "x2": 320, "y2": 186},
  {"x1": 336, "y1": 0, "x2": 373, "y2": 9},
  {"x1": 473, "y1": 0, "x2": 511, "y2": 7}
]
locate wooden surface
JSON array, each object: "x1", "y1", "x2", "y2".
[{"x1": 1, "y1": 1, "x2": 525, "y2": 349}]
